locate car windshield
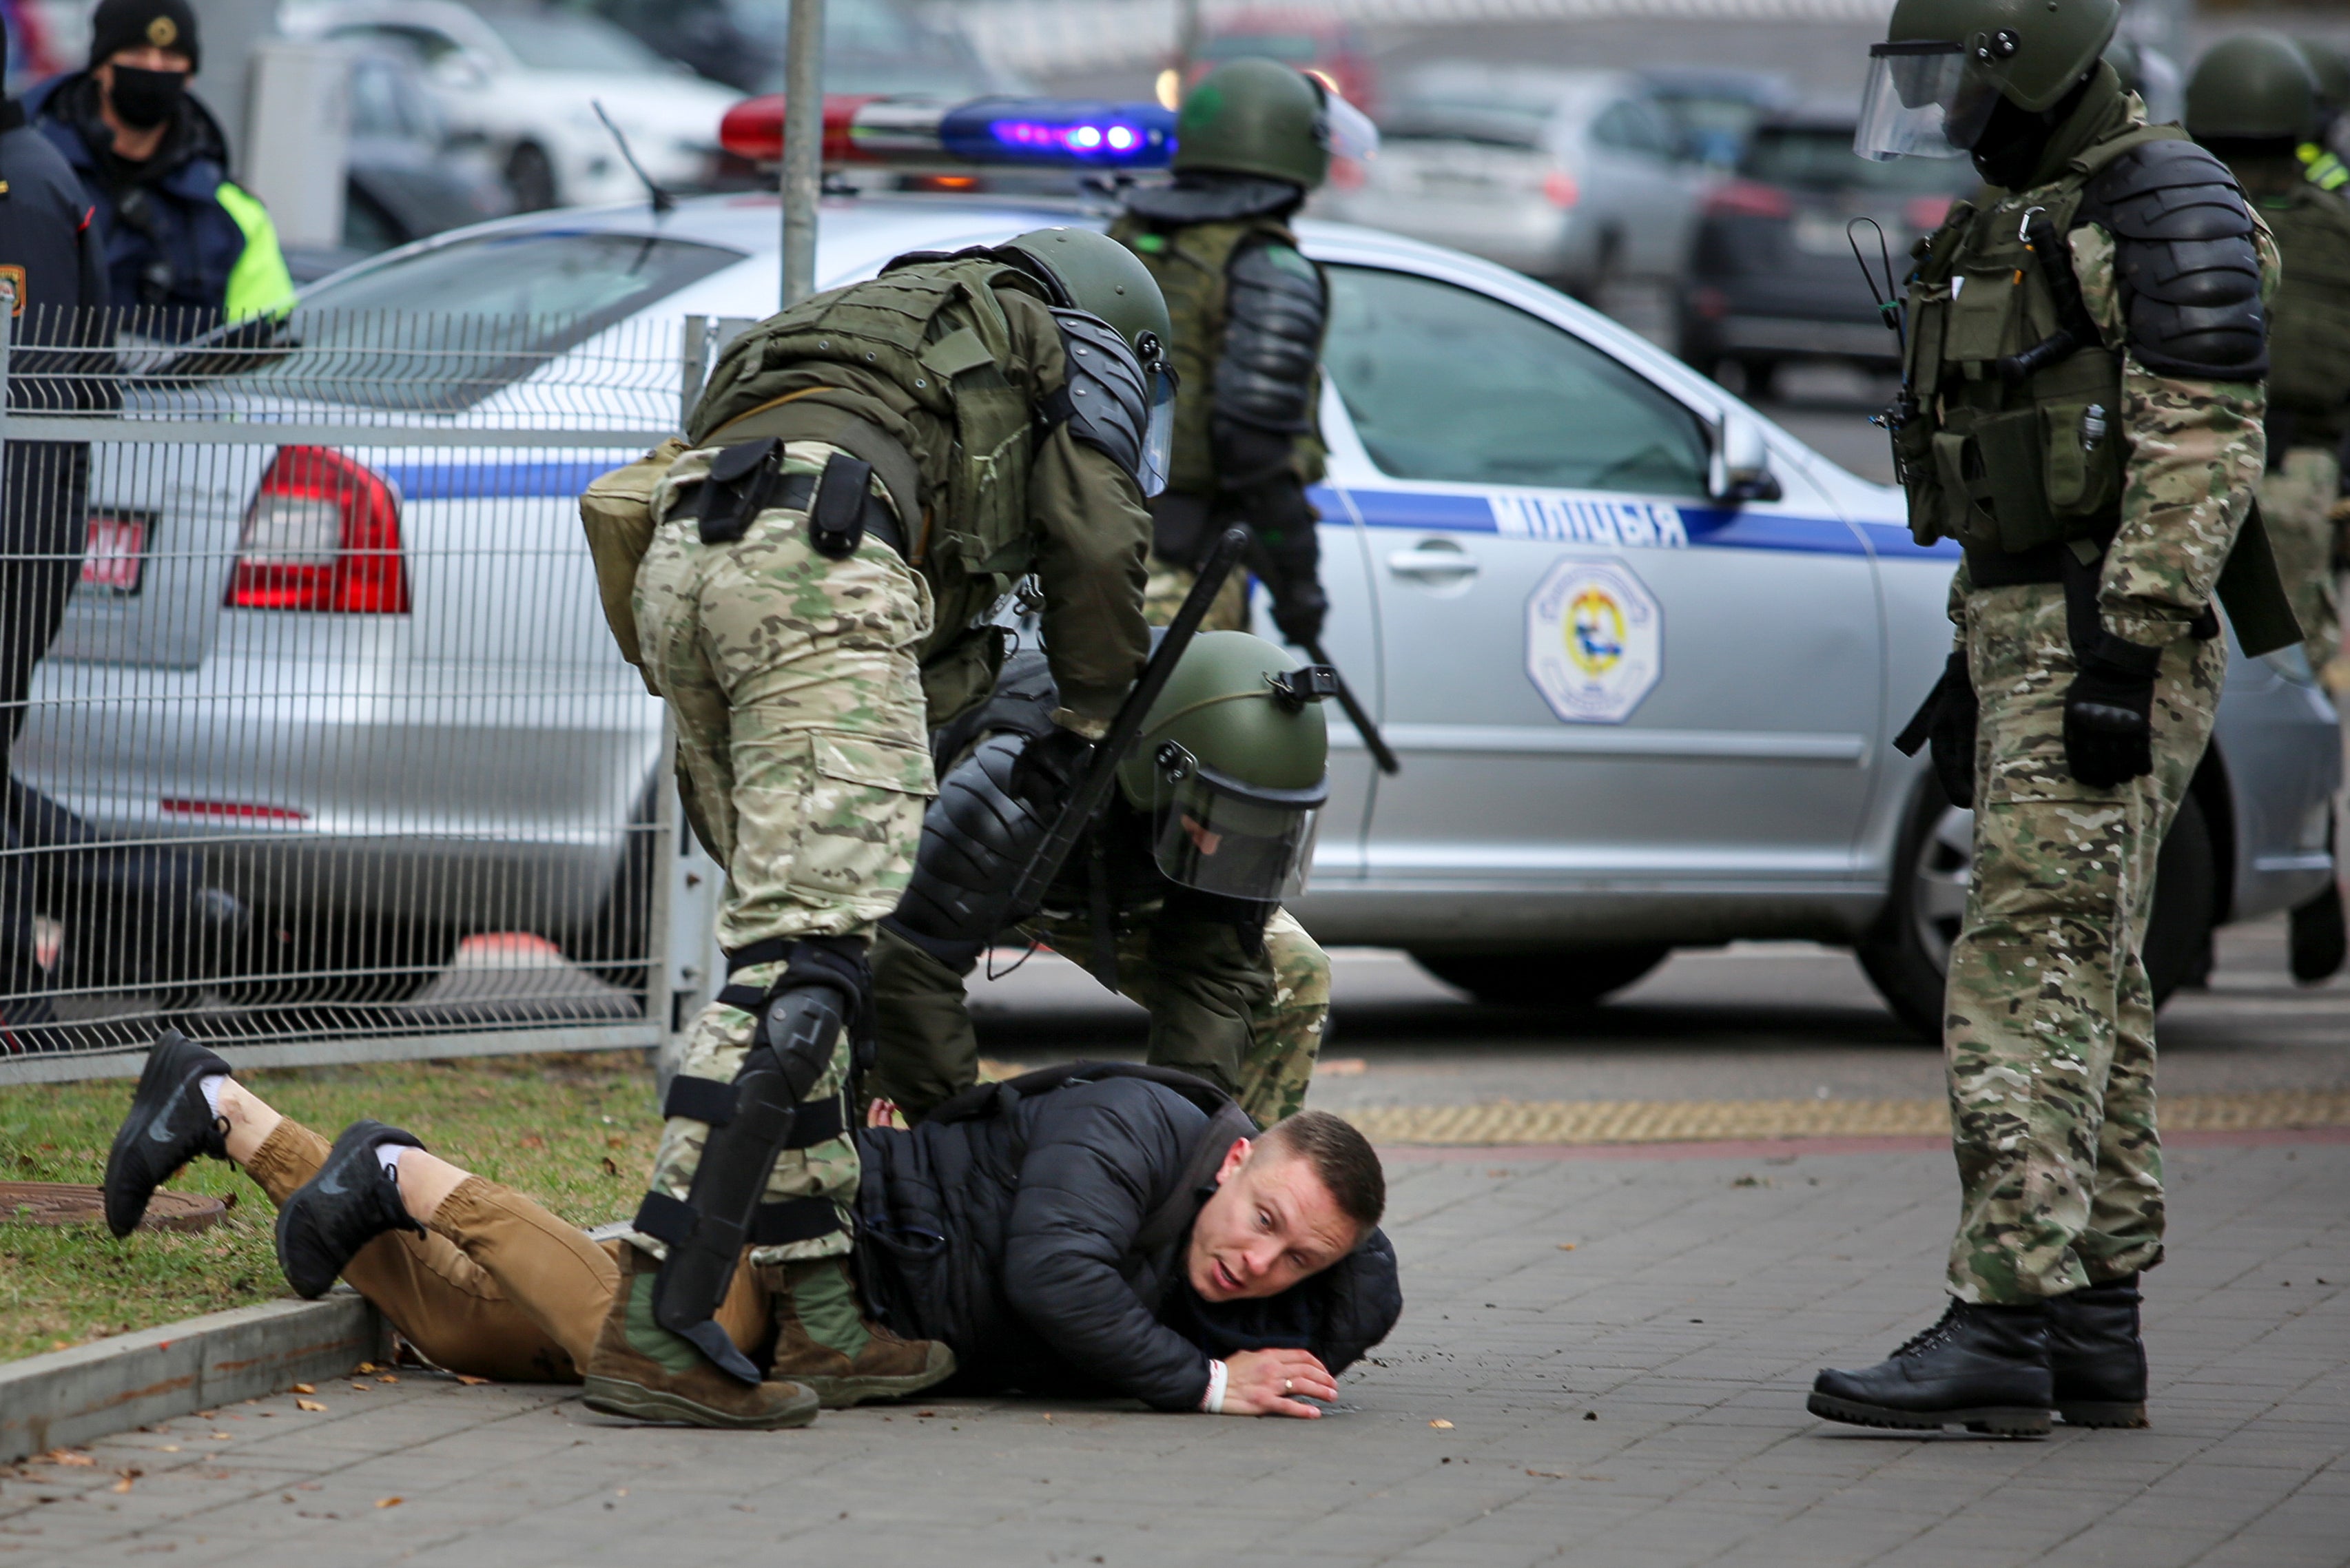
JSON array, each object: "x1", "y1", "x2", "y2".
[
  {"x1": 719, "y1": 0, "x2": 1004, "y2": 95},
  {"x1": 1742, "y1": 125, "x2": 1974, "y2": 193},
  {"x1": 208, "y1": 230, "x2": 742, "y2": 411},
  {"x1": 478, "y1": 11, "x2": 671, "y2": 72}
]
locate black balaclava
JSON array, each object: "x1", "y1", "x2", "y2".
[
  {"x1": 106, "y1": 66, "x2": 186, "y2": 131},
  {"x1": 1970, "y1": 70, "x2": 2097, "y2": 191}
]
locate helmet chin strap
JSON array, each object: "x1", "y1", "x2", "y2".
[{"x1": 1972, "y1": 69, "x2": 2099, "y2": 189}]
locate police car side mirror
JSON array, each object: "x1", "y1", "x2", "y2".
[{"x1": 1708, "y1": 410, "x2": 1782, "y2": 506}]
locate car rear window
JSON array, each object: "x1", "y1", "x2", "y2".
[
  {"x1": 1380, "y1": 100, "x2": 1549, "y2": 149},
  {"x1": 1742, "y1": 126, "x2": 1975, "y2": 193},
  {"x1": 234, "y1": 230, "x2": 744, "y2": 411}
]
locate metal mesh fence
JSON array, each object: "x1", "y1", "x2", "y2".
[{"x1": 1, "y1": 308, "x2": 696, "y2": 1075}]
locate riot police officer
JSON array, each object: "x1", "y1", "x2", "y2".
[
  {"x1": 2185, "y1": 37, "x2": 2350, "y2": 985},
  {"x1": 874, "y1": 631, "x2": 1335, "y2": 1128},
  {"x1": 1109, "y1": 56, "x2": 1372, "y2": 642},
  {"x1": 570, "y1": 227, "x2": 1163, "y2": 1429},
  {"x1": 1809, "y1": 0, "x2": 2291, "y2": 1436}
]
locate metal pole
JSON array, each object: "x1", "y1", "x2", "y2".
[
  {"x1": 1175, "y1": 0, "x2": 1204, "y2": 81},
  {"x1": 780, "y1": 0, "x2": 826, "y2": 309}
]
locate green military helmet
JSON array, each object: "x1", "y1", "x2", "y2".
[
  {"x1": 1002, "y1": 225, "x2": 1173, "y2": 361},
  {"x1": 1173, "y1": 57, "x2": 1331, "y2": 189},
  {"x1": 2293, "y1": 37, "x2": 2350, "y2": 117},
  {"x1": 1857, "y1": 0, "x2": 2119, "y2": 159},
  {"x1": 2187, "y1": 34, "x2": 2318, "y2": 143},
  {"x1": 1117, "y1": 630, "x2": 1332, "y2": 902}
]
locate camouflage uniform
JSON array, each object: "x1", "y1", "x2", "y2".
[
  {"x1": 1925, "y1": 97, "x2": 2279, "y2": 1303},
  {"x1": 632, "y1": 440, "x2": 935, "y2": 1261},
  {"x1": 614, "y1": 257, "x2": 1153, "y2": 1268},
  {"x1": 2262, "y1": 446, "x2": 2342, "y2": 679}
]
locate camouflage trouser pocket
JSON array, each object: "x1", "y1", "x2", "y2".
[{"x1": 722, "y1": 730, "x2": 935, "y2": 943}]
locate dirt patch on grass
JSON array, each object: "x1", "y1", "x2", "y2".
[{"x1": 1, "y1": 1052, "x2": 657, "y2": 1363}]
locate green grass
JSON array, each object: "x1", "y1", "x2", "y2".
[{"x1": 0, "y1": 1052, "x2": 661, "y2": 1363}]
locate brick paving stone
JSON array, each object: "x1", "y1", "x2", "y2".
[{"x1": 2, "y1": 1142, "x2": 2344, "y2": 1565}]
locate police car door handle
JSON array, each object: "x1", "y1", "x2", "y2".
[{"x1": 1385, "y1": 542, "x2": 1479, "y2": 579}]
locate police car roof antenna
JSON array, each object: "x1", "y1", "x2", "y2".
[{"x1": 592, "y1": 101, "x2": 676, "y2": 216}]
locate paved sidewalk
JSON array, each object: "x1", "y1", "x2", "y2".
[{"x1": 5, "y1": 1135, "x2": 2344, "y2": 1567}]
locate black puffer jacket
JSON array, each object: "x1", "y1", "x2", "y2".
[{"x1": 852, "y1": 1065, "x2": 1401, "y2": 1410}]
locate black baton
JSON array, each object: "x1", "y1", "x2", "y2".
[{"x1": 1301, "y1": 637, "x2": 1400, "y2": 776}]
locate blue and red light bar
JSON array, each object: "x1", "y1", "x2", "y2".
[{"x1": 720, "y1": 94, "x2": 1177, "y2": 171}]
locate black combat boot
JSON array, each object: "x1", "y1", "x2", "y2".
[
  {"x1": 274, "y1": 1121, "x2": 427, "y2": 1299},
  {"x1": 103, "y1": 1030, "x2": 234, "y2": 1237},
  {"x1": 2048, "y1": 1273, "x2": 2149, "y2": 1428},
  {"x1": 1809, "y1": 1299, "x2": 2053, "y2": 1436}
]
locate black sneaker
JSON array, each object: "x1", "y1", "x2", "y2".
[
  {"x1": 103, "y1": 1029, "x2": 234, "y2": 1237},
  {"x1": 275, "y1": 1120, "x2": 426, "y2": 1299},
  {"x1": 2050, "y1": 1273, "x2": 2150, "y2": 1428},
  {"x1": 1809, "y1": 1299, "x2": 2054, "y2": 1437}
]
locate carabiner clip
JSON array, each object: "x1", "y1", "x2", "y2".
[{"x1": 2018, "y1": 205, "x2": 2046, "y2": 246}]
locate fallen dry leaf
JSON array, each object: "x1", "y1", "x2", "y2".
[
  {"x1": 158, "y1": 1445, "x2": 181, "y2": 1454},
  {"x1": 1429, "y1": 1419, "x2": 1454, "y2": 1430},
  {"x1": 1556, "y1": 1243, "x2": 1576, "y2": 1251},
  {"x1": 351, "y1": 1383, "x2": 372, "y2": 1392},
  {"x1": 354, "y1": 1363, "x2": 378, "y2": 1375},
  {"x1": 454, "y1": 1374, "x2": 490, "y2": 1386},
  {"x1": 48, "y1": 1452, "x2": 94, "y2": 1467},
  {"x1": 112, "y1": 1477, "x2": 135, "y2": 1494},
  {"x1": 209, "y1": 1434, "x2": 230, "y2": 1441},
  {"x1": 375, "y1": 1496, "x2": 403, "y2": 1509},
  {"x1": 519, "y1": 1135, "x2": 546, "y2": 1151},
  {"x1": 607, "y1": 1135, "x2": 627, "y2": 1149},
  {"x1": 295, "y1": 1399, "x2": 326, "y2": 1413},
  {"x1": 600, "y1": 1156, "x2": 620, "y2": 1176},
  {"x1": 291, "y1": 1384, "x2": 315, "y2": 1395},
  {"x1": 1527, "y1": 1469, "x2": 1565, "y2": 1479},
  {"x1": 377, "y1": 1374, "x2": 398, "y2": 1384}
]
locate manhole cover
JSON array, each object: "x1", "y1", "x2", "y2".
[{"x1": 0, "y1": 1182, "x2": 227, "y2": 1233}]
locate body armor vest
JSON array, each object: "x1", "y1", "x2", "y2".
[
  {"x1": 690, "y1": 258, "x2": 1046, "y2": 583},
  {"x1": 2258, "y1": 183, "x2": 2350, "y2": 447},
  {"x1": 1897, "y1": 124, "x2": 2178, "y2": 555},
  {"x1": 1109, "y1": 211, "x2": 1317, "y2": 497}
]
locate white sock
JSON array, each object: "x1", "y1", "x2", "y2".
[
  {"x1": 198, "y1": 1075, "x2": 228, "y2": 1117},
  {"x1": 378, "y1": 1144, "x2": 408, "y2": 1180}
]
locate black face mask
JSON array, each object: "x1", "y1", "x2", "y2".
[
  {"x1": 1969, "y1": 72, "x2": 2096, "y2": 192},
  {"x1": 107, "y1": 65, "x2": 187, "y2": 132}
]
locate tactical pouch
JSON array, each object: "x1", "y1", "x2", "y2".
[
  {"x1": 695, "y1": 437, "x2": 782, "y2": 544},
  {"x1": 578, "y1": 435, "x2": 690, "y2": 691},
  {"x1": 807, "y1": 451, "x2": 874, "y2": 559}
]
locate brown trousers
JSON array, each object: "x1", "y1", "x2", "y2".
[{"x1": 245, "y1": 1119, "x2": 767, "y2": 1383}]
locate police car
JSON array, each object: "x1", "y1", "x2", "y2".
[{"x1": 27, "y1": 95, "x2": 2336, "y2": 1034}]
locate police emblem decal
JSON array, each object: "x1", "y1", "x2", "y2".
[
  {"x1": 147, "y1": 15, "x2": 178, "y2": 47},
  {"x1": 1525, "y1": 558, "x2": 1662, "y2": 723}
]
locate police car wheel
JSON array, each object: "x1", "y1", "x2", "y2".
[
  {"x1": 1410, "y1": 945, "x2": 1670, "y2": 1009},
  {"x1": 1858, "y1": 774, "x2": 2218, "y2": 1043}
]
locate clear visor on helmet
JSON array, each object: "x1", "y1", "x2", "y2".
[
  {"x1": 1140, "y1": 349, "x2": 1177, "y2": 497},
  {"x1": 1148, "y1": 754, "x2": 1327, "y2": 901},
  {"x1": 1855, "y1": 41, "x2": 2001, "y2": 161},
  {"x1": 1317, "y1": 91, "x2": 1381, "y2": 163}
]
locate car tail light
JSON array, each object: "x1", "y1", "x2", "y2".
[
  {"x1": 1542, "y1": 167, "x2": 1579, "y2": 209},
  {"x1": 1704, "y1": 180, "x2": 1793, "y2": 220},
  {"x1": 1906, "y1": 194, "x2": 1955, "y2": 231},
  {"x1": 228, "y1": 446, "x2": 410, "y2": 614}
]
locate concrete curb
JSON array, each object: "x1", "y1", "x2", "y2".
[{"x1": 0, "y1": 1294, "x2": 384, "y2": 1464}]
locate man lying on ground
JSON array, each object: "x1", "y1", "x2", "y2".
[{"x1": 101, "y1": 1033, "x2": 1401, "y2": 1429}]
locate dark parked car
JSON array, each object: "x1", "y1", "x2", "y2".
[{"x1": 1677, "y1": 107, "x2": 1977, "y2": 397}]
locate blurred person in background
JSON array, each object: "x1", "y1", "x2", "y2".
[
  {"x1": 2291, "y1": 38, "x2": 2350, "y2": 192},
  {"x1": 2185, "y1": 34, "x2": 2350, "y2": 985},
  {"x1": 25, "y1": 0, "x2": 292, "y2": 330},
  {"x1": 0, "y1": 12, "x2": 105, "y2": 1041}
]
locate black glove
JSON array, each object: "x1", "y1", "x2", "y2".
[
  {"x1": 1893, "y1": 650, "x2": 1978, "y2": 809},
  {"x1": 2063, "y1": 635, "x2": 2162, "y2": 789},
  {"x1": 1229, "y1": 477, "x2": 1323, "y2": 645},
  {"x1": 1006, "y1": 725, "x2": 1093, "y2": 811}
]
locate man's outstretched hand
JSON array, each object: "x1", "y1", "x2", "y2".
[{"x1": 1220, "y1": 1348, "x2": 1337, "y2": 1418}]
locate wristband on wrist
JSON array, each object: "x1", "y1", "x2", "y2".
[{"x1": 1202, "y1": 1359, "x2": 1228, "y2": 1414}]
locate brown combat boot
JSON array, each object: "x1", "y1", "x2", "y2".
[
  {"x1": 758, "y1": 1255, "x2": 956, "y2": 1408},
  {"x1": 581, "y1": 1245, "x2": 819, "y2": 1429}
]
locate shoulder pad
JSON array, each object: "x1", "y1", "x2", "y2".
[
  {"x1": 2081, "y1": 139, "x2": 2267, "y2": 381},
  {"x1": 1217, "y1": 238, "x2": 1326, "y2": 434},
  {"x1": 1049, "y1": 307, "x2": 1154, "y2": 484},
  {"x1": 930, "y1": 648, "x2": 1058, "y2": 772}
]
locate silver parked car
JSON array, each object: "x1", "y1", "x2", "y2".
[
  {"x1": 19, "y1": 193, "x2": 2334, "y2": 1032},
  {"x1": 1316, "y1": 65, "x2": 1711, "y2": 298}
]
